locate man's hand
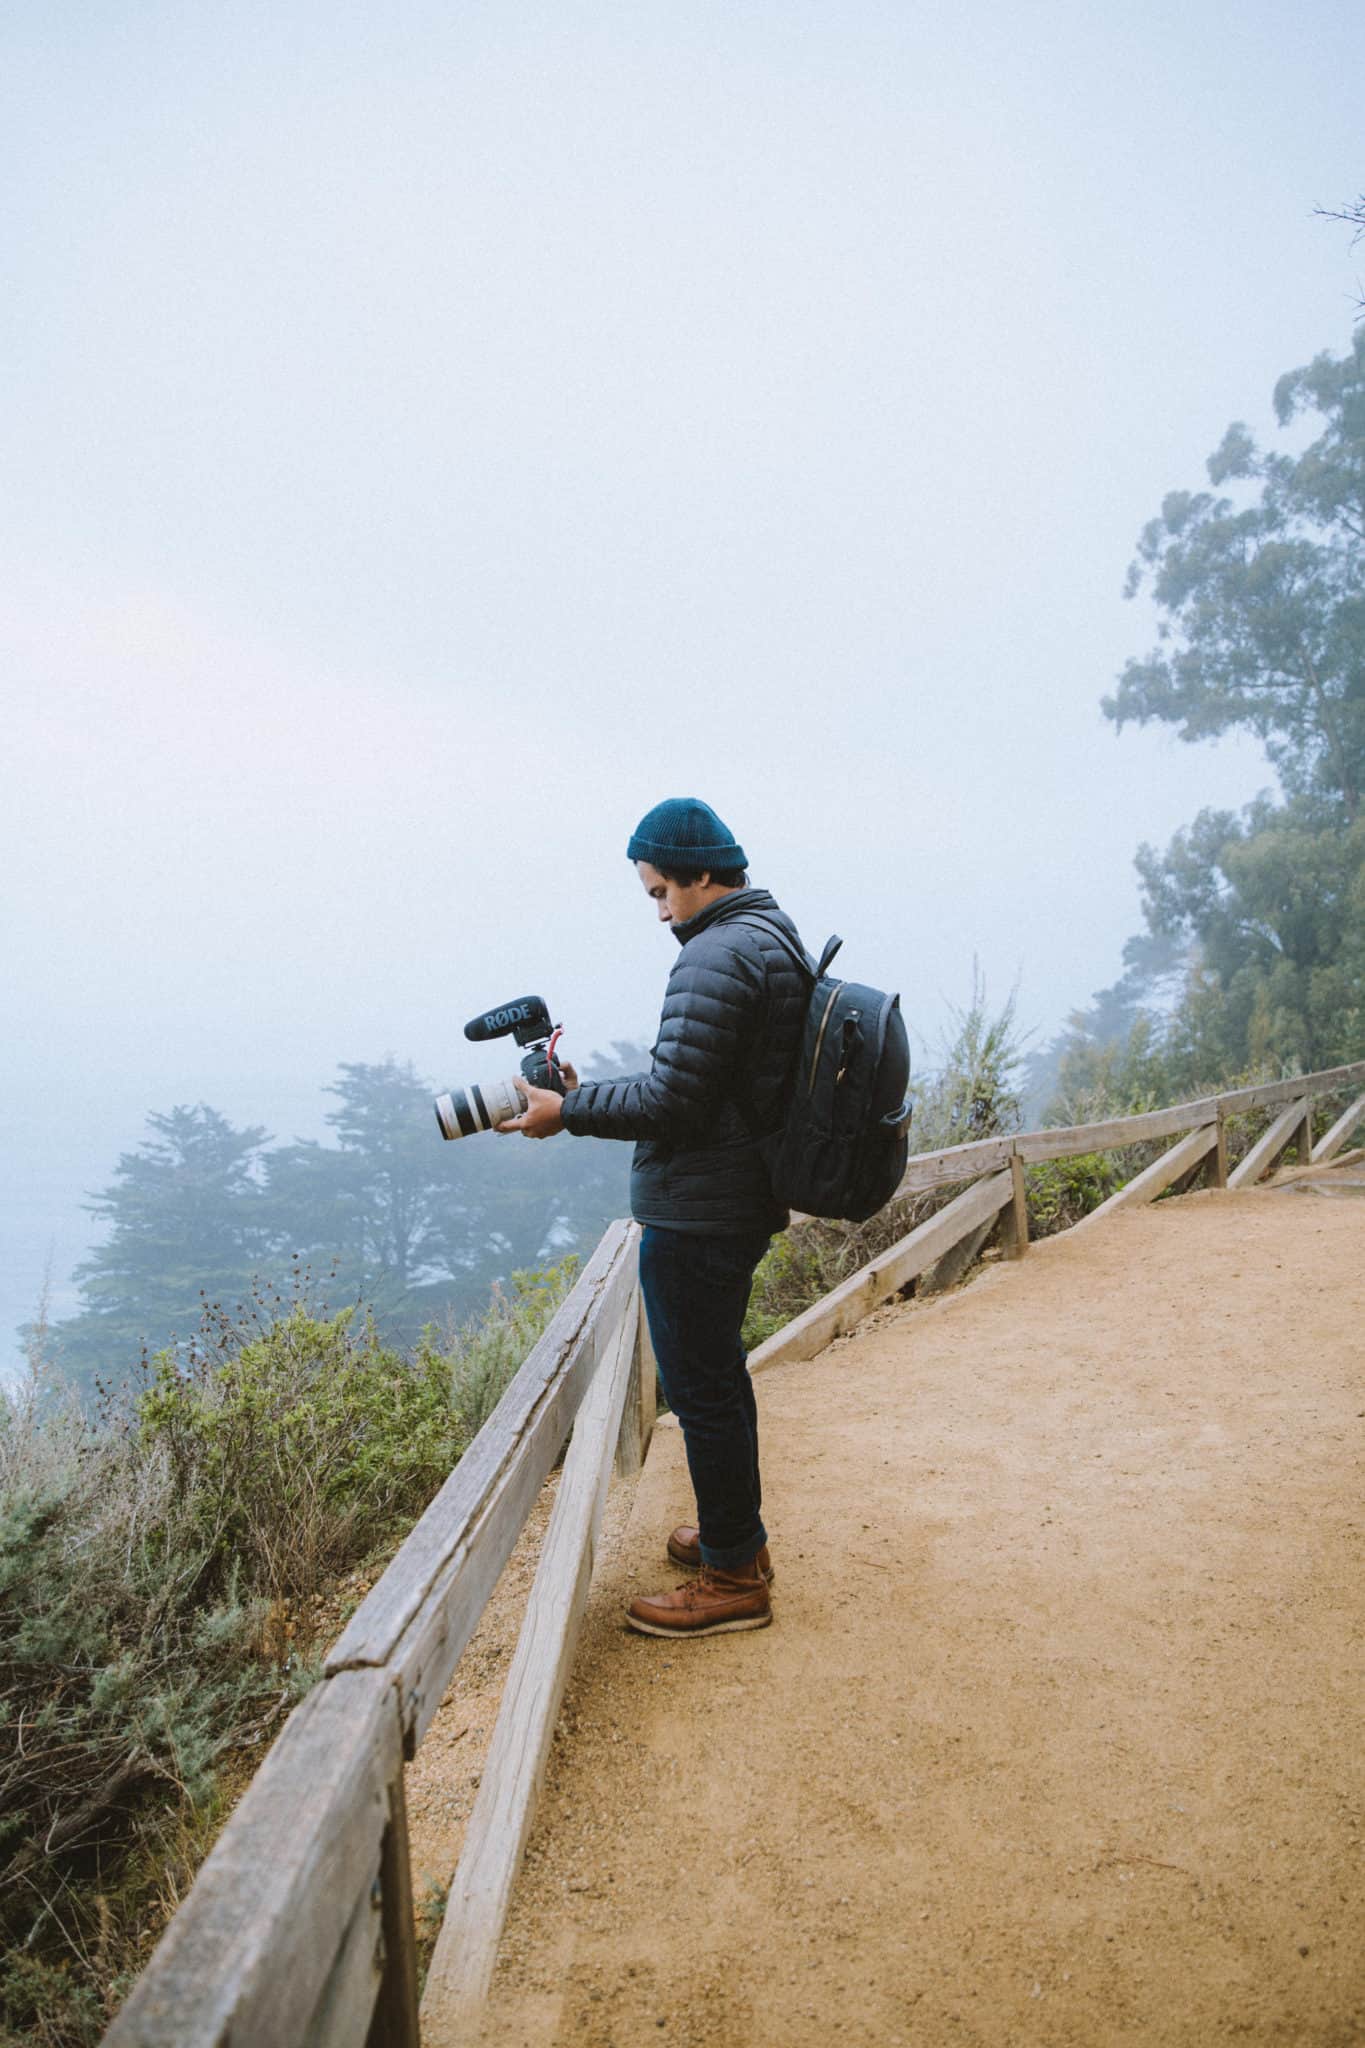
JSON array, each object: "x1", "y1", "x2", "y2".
[{"x1": 496, "y1": 1077, "x2": 571, "y2": 1139}]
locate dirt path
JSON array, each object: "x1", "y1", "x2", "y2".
[{"x1": 417, "y1": 1167, "x2": 1365, "y2": 2047}]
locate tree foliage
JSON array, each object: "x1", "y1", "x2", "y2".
[
  {"x1": 1047, "y1": 790, "x2": 1365, "y2": 1119},
  {"x1": 37, "y1": 1053, "x2": 635, "y2": 1397},
  {"x1": 263, "y1": 1059, "x2": 468, "y2": 1320},
  {"x1": 907, "y1": 964, "x2": 1027, "y2": 1149},
  {"x1": 1043, "y1": 333, "x2": 1365, "y2": 1117},
  {"x1": 1315, "y1": 191, "x2": 1365, "y2": 313},
  {"x1": 40, "y1": 1107, "x2": 273, "y2": 1396},
  {"x1": 1136, "y1": 795, "x2": 1365, "y2": 1080},
  {"x1": 1105, "y1": 330, "x2": 1365, "y2": 818}
]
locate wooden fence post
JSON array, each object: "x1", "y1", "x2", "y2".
[
  {"x1": 1228, "y1": 1098, "x2": 1314, "y2": 1189},
  {"x1": 1206, "y1": 1109, "x2": 1228, "y2": 1189},
  {"x1": 617, "y1": 1278, "x2": 657, "y2": 1479},
  {"x1": 920, "y1": 1216, "x2": 997, "y2": 1295},
  {"x1": 364, "y1": 1753, "x2": 420, "y2": 2048},
  {"x1": 997, "y1": 1150, "x2": 1029, "y2": 1259},
  {"x1": 1311, "y1": 1090, "x2": 1365, "y2": 1164}
]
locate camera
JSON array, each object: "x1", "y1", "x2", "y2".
[{"x1": 434, "y1": 995, "x2": 566, "y2": 1141}]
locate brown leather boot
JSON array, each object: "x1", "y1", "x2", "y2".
[
  {"x1": 666, "y1": 1525, "x2": 775, "y2": 1583},
  {"x1": 626, "y1": 1559, "x2": 772, "y2": 1638}
]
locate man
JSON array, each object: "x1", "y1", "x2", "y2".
[{"x1": 498, "y1": 797, "x2": 809, "y2": 1638}]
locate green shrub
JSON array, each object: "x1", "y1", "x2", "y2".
[
  {"x1": 909, "y1": 964, "x2": 1026, "y2": 1151},
  {"x1": 0, "y1": 1385, "x2": 269, "y2": 2046},
  {"x1": 138, "y1": 1304, "x2": 465, "y2": 1604},
  {"x1": 419, "y1": 1256, "x2": 580, "y2": 1441},
  {"x1": 1, "y1": 1257, "x2": 580, "y2": 2048},
  {"x1": 1023, "y1": 1152, "x2": 1132, "y2": 1235},
  {"x1": 743, "y1": 1228, "x2": 837, "y2": 1350}
]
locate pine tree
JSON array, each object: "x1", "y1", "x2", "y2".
[{"x1": 41, "y1": 1106, "x2": 270, "y2": 1396}]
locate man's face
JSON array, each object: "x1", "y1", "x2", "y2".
[{"x1": 636, "y1": 860, "x2": 717, "y2": 926}]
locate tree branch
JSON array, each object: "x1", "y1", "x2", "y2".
[{"x1": 1298, "y1": 642, "x2": 1359, "y2": 819}]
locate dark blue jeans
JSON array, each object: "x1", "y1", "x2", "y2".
[{"x1": 638, "y1": 1224, "x2": 772, "y2": 1570}]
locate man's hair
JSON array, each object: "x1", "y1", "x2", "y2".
[{"x1": 656, "y1": 863, "x2": 748, "y2": 889}]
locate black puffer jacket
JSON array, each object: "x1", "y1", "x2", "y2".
[{"x1": 560, "y1": 887, "x2": 810, "y2": 1234}]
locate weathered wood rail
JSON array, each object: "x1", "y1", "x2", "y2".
[
  {"x1": 750, "y1": 1058, "x2": 1365, "y2": 1374},
  {"x1": 102, "y1": 1059, "x2": 1365, "y2": 2046},
  {"x1": 104, "y1": 1218, "x2": 657, "y2": 2048}
]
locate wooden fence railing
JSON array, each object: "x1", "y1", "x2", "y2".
[
  {"x1": 747, "y1": 1059, "x2": 1365, "y2": 1374},
  {"x1": 103, "y1": 1217, "x2": 654, "y2": 2048},
  {"x1": 102, "y1": 1058, "x2": 1365, "y2": 2046}
]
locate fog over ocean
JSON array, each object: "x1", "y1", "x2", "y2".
[{"x1": 4, "y1": 0, "x2": 1361, "y2": 1374}]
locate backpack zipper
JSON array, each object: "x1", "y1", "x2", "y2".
[{"x1": 807, "y1": 985, "x2": 841, "y2": 1093}]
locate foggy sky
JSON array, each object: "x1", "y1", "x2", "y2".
[{"x1": 4, "y1": 0, "x2": 1362, "y2": 1360}]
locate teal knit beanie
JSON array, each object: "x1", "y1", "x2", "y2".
[{"x1": 627, "y1": 797, "x2": 747, "y2": 872}]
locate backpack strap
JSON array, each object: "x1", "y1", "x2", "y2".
[
  {"x1": 728, "y1": 912, "x2": 840, "y2": 984},
  {"x1": 723, "y1": 915, "x2": 840, "y2": 1143}
]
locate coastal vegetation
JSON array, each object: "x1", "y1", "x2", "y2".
[{"x1": 1, "y1": 1261, "x2": 578, "y2": 2045}]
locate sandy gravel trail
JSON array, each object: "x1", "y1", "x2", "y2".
[{"x1": 417, "y1": 1168, "x2": 1364, "y2": 2048}]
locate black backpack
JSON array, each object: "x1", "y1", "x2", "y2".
[{"x1": 738, "y1": 918, "x2": 913, "y2": 1223}]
